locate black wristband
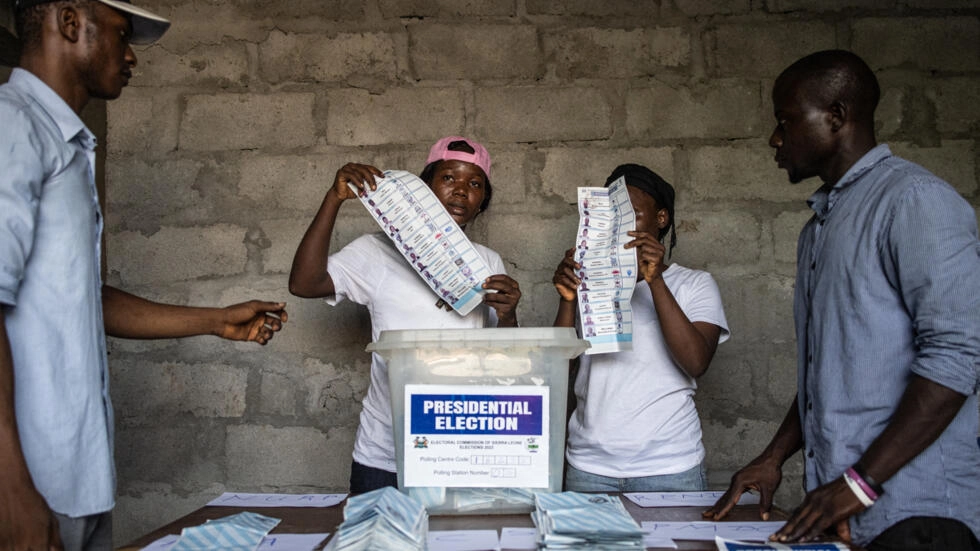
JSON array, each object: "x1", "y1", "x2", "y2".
[{"x1": 853, "y1": 463, "x2": 885, "y2": 497}]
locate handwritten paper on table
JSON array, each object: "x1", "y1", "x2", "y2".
[
  {"x1": 624, "y1": 491, "x2": 761, "y2": 508},
  {"x1": 575, "y1": 176, "x2": 638, "y2": 354},
  {"x1": 499, "y1": 527, "x2": 537, "y2": 550},
  {"x1": 642, "y1": 521, "x2": 786, "y2": 542},
  {"x1": 353, "y1": 170, "x2": 495, "y2": 315},
  {"x1": 427, "y1": 530, "x2": 500, "y2": 551},
  {"x1": 206, "y1": 492, "x2": 347, "y2": 508},
  {"x1": 642, "y1": 534, "x2": 679, "y2": 549}
]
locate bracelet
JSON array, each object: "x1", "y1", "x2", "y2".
[
  {"x1": 846, "y1": 467, "x2": 880, "y2": 501},
  {"x1": 842, "y1": 471, "x2": 875, "y2": 507},
  {"x1": 851, "y1": 463, "x2": 885, "y2": 497}
]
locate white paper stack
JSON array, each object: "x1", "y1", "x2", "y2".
[
  {"x1": 328, "y1": 487, "x2": 428, "y2": 550},
  {"x1": 531, "y1": 492, "x2": 644, "y2": 549}
]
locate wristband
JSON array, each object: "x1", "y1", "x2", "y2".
[
  {"x1": 851, "y1": 463, "x2": 885, "y2": 497},
  {"x1": 842, "y1": 471, "x2": 875, "y2": 507},
  {"x1": 846, "y1": 467, "x2": 880, "y2": 501}
]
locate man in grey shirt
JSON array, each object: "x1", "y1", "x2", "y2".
[
  {"x1": 0, "y1": 1, "x2": 287, "y2": 549},
  {"x1": 706, "y1": 50, "x2": 979, "y2": 550}
]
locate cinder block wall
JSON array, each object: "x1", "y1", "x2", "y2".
[{"x1": 3, "y1": 0, "x2": 978, "y2": 545}]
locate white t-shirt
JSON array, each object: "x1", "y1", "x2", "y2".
[
  {"x1": 327, "y1": 232, "x2": 505, "y2": 472},
  {"x1": 566, "y1": 263, "x2": 730, "y2": 478}
]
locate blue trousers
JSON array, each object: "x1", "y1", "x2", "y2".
[{"x1": 564, "y1": 461, "x2": 707, "y2": 492}]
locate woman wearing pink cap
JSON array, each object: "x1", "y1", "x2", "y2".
[{"x1": 289, "y1": 136, "x2": 522, "y2": 493}]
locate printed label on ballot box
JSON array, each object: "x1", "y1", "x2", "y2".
[{"x1": 404, "y1": 384, "x2": 550, "y2": 488}]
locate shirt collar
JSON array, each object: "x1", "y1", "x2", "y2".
[
  {"x1": 9, "y1": 68, "x2": 96, "y2": 149},
  {"x1": 806, "y1": 144, "x2": 892, "y2": 219}
]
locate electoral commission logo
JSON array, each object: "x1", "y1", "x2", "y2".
[{"x1": 410, "y1": 394, "x2": 543, "y2": 435}]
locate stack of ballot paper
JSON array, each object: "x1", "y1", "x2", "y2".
[
  {"x1": 531, "y1": 492, "x2": 645, "y2": 549},
  {"x1": 328, "y1": 487, "x2": 428, "y2": 550}
]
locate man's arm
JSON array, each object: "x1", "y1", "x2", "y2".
[
  {"x1": 0, "y1": 313, "x2": 63, "y2": 550},
  {"x1": 704, "y1": 397, "x2": 804, "y2": 522},
  {"x1": 772, "y1": 376, "x2": 968, "y2": 543},
  {"x1": 102, "y1": 286, "x2": 286, "y2": 344}
]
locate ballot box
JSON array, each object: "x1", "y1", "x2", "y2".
[{"x1": 368, "y1": 327, "x2": 589, "y2": 515}]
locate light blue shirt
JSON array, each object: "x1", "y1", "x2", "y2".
[
  {"x1": 794, "y1": 144, "x2": 980, "y2": 545},
  {"x1": 0, "y1": 68, "x2": 113, "y2": 516}
]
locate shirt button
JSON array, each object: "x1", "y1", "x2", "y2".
[
  {"x1": 810, "y1": 261, "x2": 816, "y2": 270},
  {"x1": 807, "y1": 401, "x2": 813, "y2": 410},
  {"x1": 807, "y1": 450, "x2": 814, "y2": 458}
]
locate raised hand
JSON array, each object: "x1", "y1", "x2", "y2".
[
  {"x1": 625, "y1": 230, "x2": 667, "y2": 284},
  {"x1": 552, "y1": 248, "x2": 580, "y2": 302},
  {"x1": 332, "y1": 163, "x2": 384, "y2": 201}
]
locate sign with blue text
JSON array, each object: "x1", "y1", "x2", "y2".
[{"x1": 404, "y1": 384, "x2": 550, "y2": 488}]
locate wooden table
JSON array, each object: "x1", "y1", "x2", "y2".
[{"x1": 121, "y1": 495, "x2": 854, "y2": 550}]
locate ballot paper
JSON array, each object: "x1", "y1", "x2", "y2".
[
  {"x1": 170, "y1": 511, "x2": 280, "y2": 551},
  {"x1": 352, "y1": 170, "x2": 495, "y2": 315},
  {"x1": 575, "y1": 177, "x2": 638, "y2": 354},
  {"x1": 141, "y1": 533, "x2": 330, "y2": 551},
  {"x1": 532, "y1": 492, "x2": 644, "y2": 549},
  {"x1": 329, "y1": 486, "x2": 428, "y2": 550}
]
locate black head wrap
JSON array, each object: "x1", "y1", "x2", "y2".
[{"x1": 605, "y1": 163, "x2": 676, "y2": 258}]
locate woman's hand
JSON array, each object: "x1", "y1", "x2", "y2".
[
  {"x1": 483, "y1": 274, "x2": 521, "y2": 327},
  {"x1": 552, "y1": 248, "x2": 580, "y2": 302},
  {"x1": 625, "y1": 230, "x2": 667, "y2": 284},
  {"x1": 332, "y1": 163, "x2": 384, "y2": 201}
]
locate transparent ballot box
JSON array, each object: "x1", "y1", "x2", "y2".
[{"x1": 368, "y1": 327, "x2": 589, "y2": 515}]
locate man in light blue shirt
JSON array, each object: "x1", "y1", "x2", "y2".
[
  {"x1": 0, "y1": 1, "x2": 287, "y2": 549},
  {"x1": 706, "y1": 50, "x2": 980, "y2": 549}
]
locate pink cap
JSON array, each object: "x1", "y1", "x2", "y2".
[{"x1": 425, "y1": 136, "x2": 492, "y2": 180}]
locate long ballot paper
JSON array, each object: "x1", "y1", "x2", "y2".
[
  {"x1": 575, "y1": 176, "x2": 638, "y2": 354},
  {"x1": 352, "y1": 170, "x2": 495, "y2": 315}
]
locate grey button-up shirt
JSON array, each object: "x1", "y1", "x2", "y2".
[
  {"x1": 795, "y1": 144, "x2": 980, "y2": 545},
  {"x1": 0, "y1": 68, "x2": 113, "y2": 516}
]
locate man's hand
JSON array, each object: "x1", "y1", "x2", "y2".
[
  {"x1": 0, "y1": 477, "x2": 62, "y2": 551},
  {"x1": 624, "y1": 230, "x2": 667, "y2": 284},
  {"x1": 551, "y1": 248, "x2": 580, "y2": 302},
  {"x1": 483, "y1": 275, "x2": 521, "y2": 327},
  {"x1": 217, "y1": 301, "x2": 288, "y2": 345},
  {"x1": 703, "y1": 454, "x2": 784, "y2": 522},
  {"x1": 771, "y1": 477, "x2": 860, "y2": 543}
]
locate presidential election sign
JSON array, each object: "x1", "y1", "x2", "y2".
[{"x1": 403, "y1": 384, "x2": 550, "y2": 488}]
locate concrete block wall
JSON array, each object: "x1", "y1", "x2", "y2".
[{"x1": 2, "y1": 0, "x2": 977, "y2": 545}]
